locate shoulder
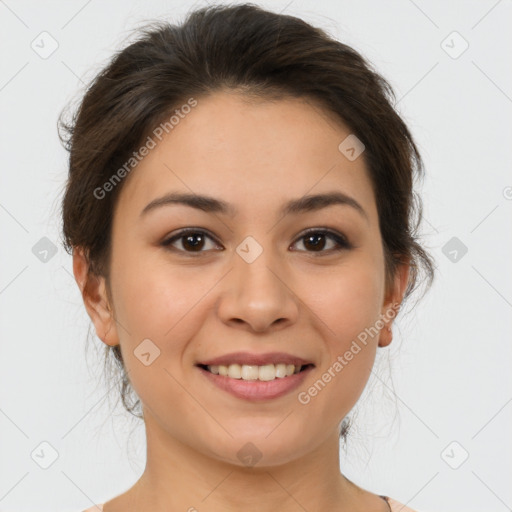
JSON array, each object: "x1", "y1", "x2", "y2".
[
  {"x1": 386, "y1": 496, "x2": 420, "y2": 512},
  {"x1": 81, "y1": 499, "x2": 417, "y2": 512},
  {"x1": 82, "y1": 505, "x2": 104, "y2": 512}
]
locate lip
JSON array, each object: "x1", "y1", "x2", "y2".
[
  {"x1": 197, "y1": 351, "x2": 314, "y2": 367},
  {"x1": 197, "y1": 364, "x2": 314, "y2": 402}
]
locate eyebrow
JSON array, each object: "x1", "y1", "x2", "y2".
[{"x1": 140, "y1": 191, "x2": 369, "y2": 222}]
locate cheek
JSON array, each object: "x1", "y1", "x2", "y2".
[
  {"x1": 109, "y1": 261, "x2": 206, "y2": 415},
  {"x1": 300, "y1": 258, "x2": 383, "y2": 390},
  {"x1": 114, "y1": 267, "x2": 198, "y2": 340},
  {"x1": 111, "y1": 234, "x2": 180, "y2": 333},
  {"x1": 296, "y1": 264, "x2": 382, "y2": 424},
  {"x1": 304, "y1": 256, "x2": 384, "y2": 345},
  {"x1": 110, "y1": 246, "x2": 220, "y2": 371}
]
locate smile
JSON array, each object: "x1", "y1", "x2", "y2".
[
  {"x1": 200, "y1": 363, "x2": 313, "y2": 381},
  {"x1": 196, "y1": 363, "x2": 315, "y2": 401}
]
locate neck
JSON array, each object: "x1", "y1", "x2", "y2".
[{"x1": 123, "y1": 413, "x2": 374, "y2": 512}]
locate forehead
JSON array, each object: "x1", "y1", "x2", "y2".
[{"x1": 115, "y1": 91, "x2": 377, "y2": 224}]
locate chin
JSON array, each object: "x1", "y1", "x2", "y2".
[{"x1": 204, "y1": 431, "x2": 307, "y2": 469}]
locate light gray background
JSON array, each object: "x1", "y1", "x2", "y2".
[{"x1": 1, "y1": 1, "x2": 511, "y2": 511}]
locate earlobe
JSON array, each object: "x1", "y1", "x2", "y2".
[{"x1": 72, "y1": 247, "x2": 119, "y2": 346}]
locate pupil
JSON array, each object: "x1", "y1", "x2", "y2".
[
  {"x1": 305, "y1": 233, "x2": 325, "y2": 251},
  {"x1": 184, "y1": 234, "x2": 204, "y2": 251}
]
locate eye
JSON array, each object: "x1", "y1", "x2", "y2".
[
  {"x1": 161, "y1": 228, "x2": 221, "y2": 254},
  {"x1": 291, "y1": 228, "x2": 352, "y2": 254},
  {"x1": 161, "y1": 228, "x2": 353, "y2": 256}
]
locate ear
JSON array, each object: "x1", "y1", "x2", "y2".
[
  {"x1": 378, "y1": 257, "x2": 411, "y2": 348},
  {"x1": 72, "y1": 247, "x2": 119, "y2": 346}
]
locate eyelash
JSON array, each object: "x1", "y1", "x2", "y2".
[{"x1": 160, "y1": 227, "x2": 353, "y2": 256}]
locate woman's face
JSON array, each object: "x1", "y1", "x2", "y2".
[{"x1": 77, "y1": 91, "x2": 408, "y2": 467}]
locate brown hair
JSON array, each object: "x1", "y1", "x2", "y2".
[{"x1": 58, "y1": 3, "x2": 436, "y2": 439}]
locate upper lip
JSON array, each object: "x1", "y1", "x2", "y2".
[{"x1": 197, "y1": 351, "x2": 314, "y2": 367}]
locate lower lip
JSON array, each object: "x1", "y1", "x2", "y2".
[{"x1": 197, "y1": 365, "x2": 314, "y2": 402}]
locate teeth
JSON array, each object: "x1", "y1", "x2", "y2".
[{"x1": 206, "y1": 363, "x2": 303, "y2": 381}]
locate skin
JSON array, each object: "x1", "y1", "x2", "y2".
[{"x1": 74, "y1": 90, "x2": 410, "y2": 512}]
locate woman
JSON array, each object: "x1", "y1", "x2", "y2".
[{"x1": 59, "y1": 4, "x2": 435, "y2": 511}]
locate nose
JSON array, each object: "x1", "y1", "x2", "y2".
[{"x1": 216, "y1": 246, "x2": 300, "y2": 333}]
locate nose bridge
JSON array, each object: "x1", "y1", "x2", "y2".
[{"x1": 234, "y1": 233, "x2": 286, "y2": 299}]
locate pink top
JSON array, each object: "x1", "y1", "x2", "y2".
[
  {"x1": 82, "y1": 496, "x2": 419, "y2": 511},
  {"x1": 386, "y1": 497, "x2": 419, "y2": 511}
]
